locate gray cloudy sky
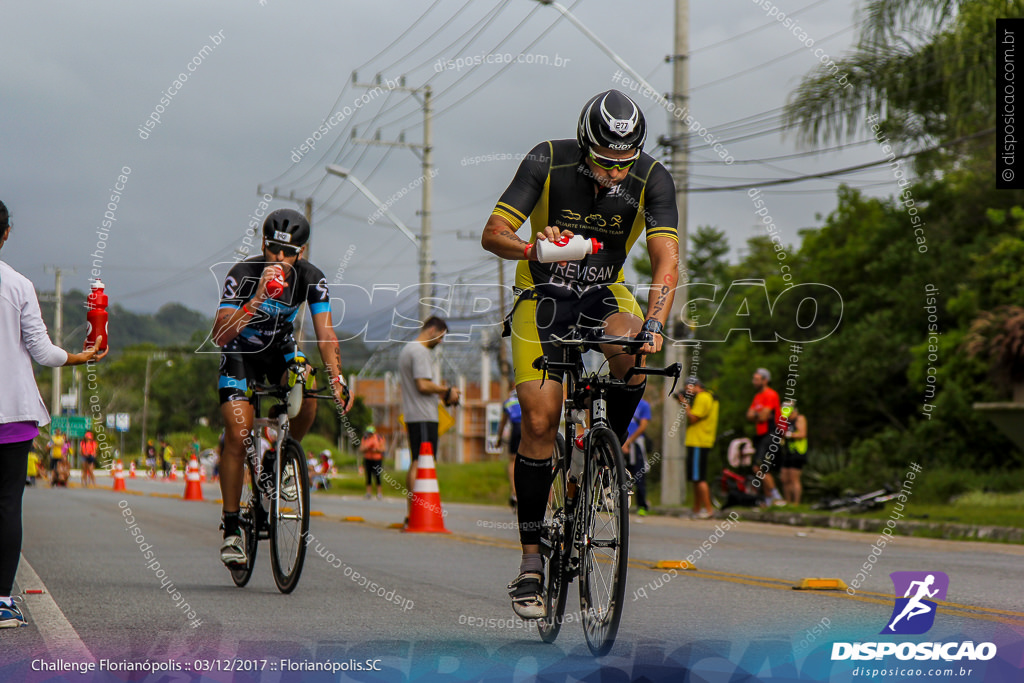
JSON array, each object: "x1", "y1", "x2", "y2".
[{"x1": 2, "y1": 0, "x2": 885, "y2": 333}]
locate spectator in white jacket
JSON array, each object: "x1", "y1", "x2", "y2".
[{"x1": 0, "y1": 200, "x2": 106, "y2": 628}]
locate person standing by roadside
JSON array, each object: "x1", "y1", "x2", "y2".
[
  {"x1": 780, "y1": 403, "x2": 808, "y2": 505},
  {"x1": 160, "y1": 439, "x2": 173, "y2": 479},
  {"x1": 621, "y1": 397, "x2": 652, "y2": 515},
  {"x1": 26, "y1": 450, "x2": 41, "y2": 487},
  {"x1": 360, "y1": 426, "x2": 386, "y2": 499},
  {"x1": 145, "y1": 439, "x2": 157, "y2": 478},
  {"x1": 499, "y1": 389, "x2": 522, "y2": 510},
  {"x1": 47, "y1": 429, "x2": 66, "y2": 486},
  {"x1": 0, "y1": 200, "x2": 107, "y2": 627},
  {"x1": 746, "y1": 368, "x2": 784, "y2": 506},
  {"x1": 398, "y1": 316, "x2": 460, "y2": 526},
  {"x1": 80, "y1": 431, "x2": 98, "y2": 487},
  {"x1": 678, "y1": 377, "x2": 719, "y2": 519}
]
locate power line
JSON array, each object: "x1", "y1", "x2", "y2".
[
  {"x1": 689, "y1": 128, "x2": 994, "y2": 192},
  {"x1": 692, "y1": 23, "x2": 857, "y2": 93},
  {"x1": 690, "y1": 0, "x2": 834, "y2": 56}
]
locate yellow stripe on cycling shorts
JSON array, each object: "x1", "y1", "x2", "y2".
[{"x1": 511, "y1": 284, "x2": 643, "y2": 385}]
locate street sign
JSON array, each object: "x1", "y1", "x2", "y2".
[
  {"x1": 49, "y1": 415, "x2": 91, "y2": 438},
  {"x1": 485, "y1": 403, "x2": 503, "y2": 454},
  {"x1": 115, "y1": 413, "x2": 130, "y2": 432}
]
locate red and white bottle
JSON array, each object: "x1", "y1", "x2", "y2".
[
  {"x1": 265, "y1": 265, "x2": 286, "y2": 299},
  {"x1": 85, "y1": 279, "x2": 109, "y2": 352},
  {"x1": 534, "y1": 234, "x2": 603, "y2": 263}
]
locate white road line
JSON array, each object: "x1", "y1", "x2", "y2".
[{"x1": 16, "y1": 555, "x2": 94, "y2": 661}]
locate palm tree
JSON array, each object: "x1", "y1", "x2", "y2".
[
  {"x1": 784, "y1": 0, "x2": 1017, "y2": 151},
  {"x1": 965, "y1": 305, "x2": 1024, "y2": 402}
]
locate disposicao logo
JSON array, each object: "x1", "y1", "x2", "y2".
[
  {"x1": 882, "y1": 570, "x2": 948, "y2": 635},
  {"x1": 831, "y1": 571, "x2": 997, "y2": 662}
]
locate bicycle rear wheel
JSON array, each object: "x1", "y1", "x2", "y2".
[
  {"x1": 231, "y1": 457, "x2": 260, "y2": 587},
  {"x1": 270, "y1": 438, "x2": 310, "y2": 593},
  {"x1": 538, "y1": 433, "x2": 568, "y2": 643},
  {"x1": 578, "y1": 427, "x2": 629, "y2": 656}
]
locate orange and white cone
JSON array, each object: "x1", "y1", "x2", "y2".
[
  {"x1": 129, "y1": 461, "x2": 137, "y2": 479},
  {"x1": 183, "y1": 457, "x2": 203, "y2": 501},
  {"x1": 112, "y1": 460, "x2": 127, "y2": 492},
  {"x1": 168, "y1": 462, "x2": 178, "y2": 481},
  {"x1": 403, "y1": 442, "x2": 450, "y2": 534}
]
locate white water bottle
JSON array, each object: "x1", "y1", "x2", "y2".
[{"x1": 534, "y1": 234, "x2": 603, "y2": 263}]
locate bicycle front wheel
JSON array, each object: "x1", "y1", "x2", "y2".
[
  {"x1": 270, "y1": 438, "x2": 310, "y2": 593},
  {"x1": 538, "y1": 433, "x2": 568, "y2": 643},
  {"x1": 578, "y1": 427, "x2": 629, "y2": 656},
  {"x1": 231, "y1": 456, "x2": 260, "y2": 588}
]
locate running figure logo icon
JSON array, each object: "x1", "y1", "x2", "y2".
[{"x1": 881, "y1": 571, "x2": 949, "y2": 635}]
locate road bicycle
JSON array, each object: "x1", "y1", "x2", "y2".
[
  {"x1": 533, "y1": 327, "x2": 680, "y2": 655},
  {"x1": 229, "y1": 357, "x2": 336, "y2": 593}
]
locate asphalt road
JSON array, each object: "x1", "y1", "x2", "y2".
[{"x1": 2, "y1": 476, "x2": 1022, "y2": 682}]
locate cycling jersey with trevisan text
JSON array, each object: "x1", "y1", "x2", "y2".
[
  {"x1": 493, "y1": 139, "x2": 678, "y2": 295},
  {"x1": 218, "y1": 257, "x2": 331, "y2": 353}
]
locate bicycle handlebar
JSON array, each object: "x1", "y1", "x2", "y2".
[{"x1": 549, "y1": 328, "x2": 655, "y2": 353}]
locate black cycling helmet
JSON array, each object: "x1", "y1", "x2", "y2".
[
  {"x1": 262, "y1": 208, "x2": 310, "y2": 249},
  {"x1": 577, "y1": 89, "x2": 647, "y2": 154}
]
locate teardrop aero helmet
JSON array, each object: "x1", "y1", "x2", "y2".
[
  {"x1": 262, "y1": 208, "x2": 310, "y2": 253},
  {"x1": 577, "y1": 89, "x2": 647, "y2": 154}
]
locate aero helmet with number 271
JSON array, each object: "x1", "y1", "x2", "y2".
[
  {"x1": 577, "y1": 89, "x2": 647, "y2": 154},
  {"x1": 262, "y1": 208, "x2": 310, "y2": 249}
]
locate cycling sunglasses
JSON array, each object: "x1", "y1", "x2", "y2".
[
  {"x1": 266, "y1": 241, "x2": 301, "y2": 256},
  {"x1": 588, "y1": 148, "x2": 640, "y2": 171}
]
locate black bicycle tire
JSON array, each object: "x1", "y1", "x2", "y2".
[
  {"x1": 578, "y1": 426, "x2": 629, "y2": 656},
  {"x1": 270, "y1": 438, "x2": 310, "y2": 593},
  {"x1": 538, "y1": 433, "x2": 569, "y2": 643},
  {"x1": 230, "y1": 457, "x2": 260, "y2": 587}
]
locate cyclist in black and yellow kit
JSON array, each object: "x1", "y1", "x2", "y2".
[
  {"x1": 212, "y1": 209, "x2": 353, "y2": 570},
  {"x1": 481, "y1": 90, "x2": 679, "y2": 618}
]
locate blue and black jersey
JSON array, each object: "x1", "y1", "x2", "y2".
[{"x1": 218, "y1": 257, "x2": 330, "y2": 353}]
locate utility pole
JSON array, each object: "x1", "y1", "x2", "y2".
[
  {"x1": 351, "y1": 73, "x2": 433, "y2": 322},
  {"x1": 256, "y1": 187, "x2": 313, "y2": 342},
  {"x1": 659, "y1": 0, "x2": 690, "y2": 507},
  {"x1": 42, "y1": 266, "x2": 69, "y2": 417},
  {"x1": 456, "y1": 231, "x2": 510, "y2": 397},
  {"x1": 496, "y1": 258, "x2": 510, "y2": 395}
]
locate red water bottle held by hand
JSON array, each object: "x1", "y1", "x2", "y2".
[
  {"x1": 85, "y1": 279, "x2": 109, "y2": 352},
  {"x1": 265, "y1": 265, "x2": 286, "y2": 299}
]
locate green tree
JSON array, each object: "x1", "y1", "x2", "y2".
[{"x1": 784, "y1": 0, "x2": 1017, "y2": 155}]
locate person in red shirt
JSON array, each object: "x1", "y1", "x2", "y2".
[
  {"x1": 80, "y1": 431, "x2": 98, "y2": 487},
  {"x1": 746, "y1": 368, "x2": 784, "y2": 505},
  {"x1": 360, "y1": 427, "x2": 386, "y2": 500}
]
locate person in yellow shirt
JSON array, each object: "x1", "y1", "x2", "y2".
[
  {"x1": 677, "y1": 376, "x2": 719, "y2": 519},
  {"x1": 26, "y1": 451, "x2": 41, "y2": 486}
]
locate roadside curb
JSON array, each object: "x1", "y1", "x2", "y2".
[{"x1": 650, "y1": 506, "x2": 1024, "y2": 543}]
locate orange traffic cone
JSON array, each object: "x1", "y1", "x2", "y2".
[
  {"x1": 183, "y1": 457, "x2": 203, "y2": 501},
  {"x1": 168, "y1": 462, "x2": 178, "y2": 482},
  {"x1": 129, "y1": 461, "x2": 137, "y2": 479},
  {"x1": 112, "y1": 460, "x2": 127, "y2": 492},
  {"x1": 403, "y1": 442, "x2": 450, "y2": 534}
]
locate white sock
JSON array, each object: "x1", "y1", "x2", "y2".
[{"x1": 0, "y1": 596, "x2": 11, "y2": 607}]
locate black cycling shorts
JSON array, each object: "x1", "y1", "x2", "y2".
[
  {"x1": 218, "y1": 339, "x2": 299, "y2": 405},
  {"x1": 753, "y1": 433, "x2": 783, "y2": 473},
  {"x1": 510, "y1": 284, "x2": 642, "y2": 385}
]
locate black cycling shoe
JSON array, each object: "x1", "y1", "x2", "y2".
[{"x1": 508, "y1": 571, "x2": 546, "y2": 619}]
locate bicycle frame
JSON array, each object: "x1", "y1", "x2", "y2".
[{"x1": 533, "y1": 326, "x2": 681, "y2": 654}]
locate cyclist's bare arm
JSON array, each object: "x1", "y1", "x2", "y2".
[
  {"x1": 480, "y1": 215, "x2": 573, "y2": 262},
  {"x1": 311, "y1": 311, "x2": 353, "y2": 411},
  {"x1": 641, "y1": 235, "x2": 679, "y2": 354},
  {"x1": 212, "y1": 267, "x2": 278, "y2": 346}
]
